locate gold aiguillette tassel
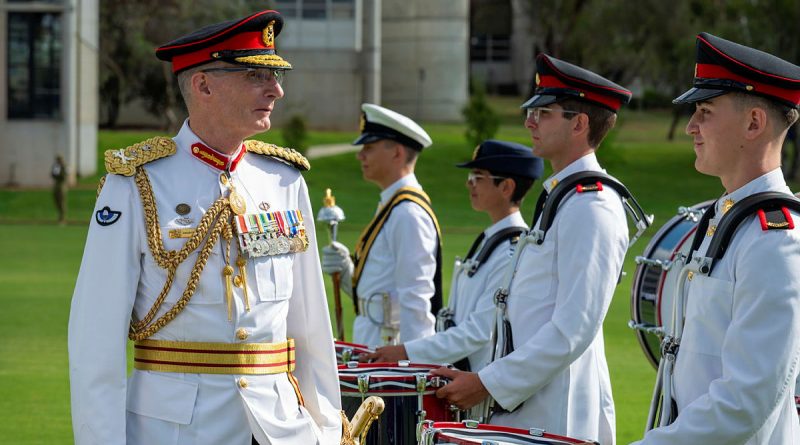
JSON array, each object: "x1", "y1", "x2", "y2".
[
  {"x1": 236, "y1": 256, "x2": 250, "y2": 311},
  {"x1": 223, "y1": 265, "x2": 235, "y2": 320}
]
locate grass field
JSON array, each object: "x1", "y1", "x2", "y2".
[{"x1": 1, "y1": 106, "x2": 794, "y2": 443}]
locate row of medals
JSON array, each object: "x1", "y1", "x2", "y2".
[{"x1": 224, "y1": 175, "x2": 305, "y2": 258}]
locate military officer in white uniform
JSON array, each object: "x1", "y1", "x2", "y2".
[
  {"x1": 434, "y1": 55, "x2": 636, "y2": 445},
  {"x1": 321, "y1": 104, "x2": 440, "y2": 348},
  {"x1": 633, "y1": 33, "x2": 800, "y2": 445},
  {"x1": 363, "y1": 140, "x2": 543, "y2": 376},
  {"x1": 68, "y1": 11, "x2": 341, "y2": 445}
]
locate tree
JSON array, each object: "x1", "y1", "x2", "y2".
[{"x1": 99, "y1": 0, "x2": 271, "y2": 129}]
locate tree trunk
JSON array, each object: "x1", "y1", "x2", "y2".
[{"x1": 667, "y1": 107, "x2": 683, "y2": 141}]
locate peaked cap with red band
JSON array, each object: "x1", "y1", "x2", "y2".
[
  {"x1": 155, "y1": 10, "x2": 291, "y2": 74},
  {"x1": 521, "y1": 54, "x2": 632, "y2": 112},
  {"x1": 674, "y1": 32, "x2": 800, "y2": 108}
]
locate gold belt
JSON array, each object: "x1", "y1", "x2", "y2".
[{"x1": 133, "y1": 338, "x2": 295, "y2": 375}]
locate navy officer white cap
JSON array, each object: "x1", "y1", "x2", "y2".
[{"x1": 353, "y1": 103, "x2": 433, "y2": 150}]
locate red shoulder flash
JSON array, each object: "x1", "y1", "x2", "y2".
[
  {"x1": 576, "y1": 181, "x2": 603, "y2": 193},
  {"x1": 757, "y1": 207, "x2": 795, "y2": 231}
]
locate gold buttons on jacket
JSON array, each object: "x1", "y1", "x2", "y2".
[
  {"x1": 706, "y1": 225, "x2": 716, "y2": 237},
  {"x1": 236, "y1": 328, "x2": 250, "y2": 341},
  {"x1": 238, "y1": 377, "x2": 249, "y2": 389},
  {"x1": 687, "y1": 271, "x2": 695, "y2": 281}
]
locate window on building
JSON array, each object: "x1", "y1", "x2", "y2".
[
  {"x1": 7, "y1": 12, "x2": 63, "y2": 119},
  {"x1": 275, "y1": 0, "x2": 355, "y2": 20},
  {"x1": 470, "y1": 34, "x2": 511, "y2": 62}
]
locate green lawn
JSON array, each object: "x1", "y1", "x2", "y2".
[{"x1": 1, "y1": 108, "x2": 791, "y2": 443}]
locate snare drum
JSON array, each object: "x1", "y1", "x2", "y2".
[
  {"x1": 629, "y1": 201, "x2": 713, "y2": 368},
  {"x1": 335, "y1": 340, "x2": 373, "y2": 364},
  {"x1": 417, "y1": 421, "x2": 597, "y2": 445},
  {"x1": 339, "y1": 362, "x2": 455, "y2": 445}
]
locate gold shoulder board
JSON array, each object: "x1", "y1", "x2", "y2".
[
  {"x1": 245, "y1": 140, "x2": 310, "y2": 171},
  {"x1": 104, "y1": 136, "x2": 176, "y2": 176}
]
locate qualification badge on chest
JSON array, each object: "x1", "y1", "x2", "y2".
[{"x1": 234, "y1": 209, "x2": 309, "y2": 257}]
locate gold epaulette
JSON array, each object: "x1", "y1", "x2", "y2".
[
  {"x1": 104, "y1": 136, "x2": 176, "y2": 176},
  {"x1": 245, "y1": 140, "x2": 310, "y2": 171}
]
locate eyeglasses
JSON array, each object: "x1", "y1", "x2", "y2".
[
  {"x1": 526, "y1": 107, "x2": 580, "y2": 123},
  {"x1": 201, "y1": 67, "x2": 285, "y2": 85},
  {"x1": 467, "y1": 172, "x2": 506, "y2": 186}
]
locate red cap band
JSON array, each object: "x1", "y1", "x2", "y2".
[{"x1": 696, "y1": 63, "x2": 800, "y2": 106}]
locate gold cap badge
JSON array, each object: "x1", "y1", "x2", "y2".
[{"x1": 263, "y1": 20, "x2": 276, "y2": 48}]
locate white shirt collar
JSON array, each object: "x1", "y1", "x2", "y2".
[
  {"x1": 715, "y1": 168, "x2": 791, "y2": 215},
  {"x1": 380, "y1": 173, "x2": 421, "y2": 205},
  {"x1": 174, "y1": 119, "x2": 246, "y2": 172},
  {"x1": 542, "y1": 152, "x2": 603, "y2": 193},
  {"x1": 484, "y1": 211, "x2": 527, "y2": 238}
]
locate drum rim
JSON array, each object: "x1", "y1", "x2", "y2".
[
  {"x1": 337, "y1": 362, "x2": 442, "y2": 372},
  {"x1": 333, "y1": 340, "x2": 373, "y2": 351},
  {"x1": 629, "y1": 200, "x2": 714, "y2": 369},
  {"x1": 420, "y1": 421, "x2": 592, "y2": 444}
]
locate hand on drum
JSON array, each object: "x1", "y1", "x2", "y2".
[
  {"x1": 430, "y1": 367, "x2": 489, "y2": 410},
  {"x1": 360, "y1": 344, "x2": 408, "y2": 363}
]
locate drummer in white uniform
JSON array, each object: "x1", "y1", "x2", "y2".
[
  {"x1": 68, "y1": 11, "x2": 342, "y2": 445},
  {"x1": 633, "y1": 32, "x2": 800, "y2": 445},
  {"x1": 321, "y1": 104, "x2": 440, "y2": 348},
  {"x1": 363, "y1": 140, "x2": 544, "y2": 373},
  {"x1": 433, "y1": 55, "x2": 635, "y2": 445}
]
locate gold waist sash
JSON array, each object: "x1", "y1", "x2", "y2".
[{"x1": 133, "y1": 338, "x2": 295, "y2": 375}]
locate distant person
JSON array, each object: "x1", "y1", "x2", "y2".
[
  {"x1": 51, "y1": 154, "x2": 67, "y2": 224},
  {"x1": 433, "y1": 54, "x2": 642, "y2": 445},
  {"x1": 321, "y1": 103, "x2": 441, "y2": 348},
  {"x1": 68, "y1": 10, "x2": 341, "y2": 445},
  {"x1": 364, "y1": 140, "x2": 543, "y2": 380},
  {"x1": 633, "y1": 32, "x2": 800, "y2": 445}
]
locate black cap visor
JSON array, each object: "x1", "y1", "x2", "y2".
[
  {"x1": 520, "y1": 94, "x2": 559, "y2": 109},
  {"x1": 673, "y1": 87, "x2": 728, "y2": 104}
]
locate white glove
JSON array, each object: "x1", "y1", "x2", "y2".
[{"x1": 321, "y1": 241, "x2": 354, "y2": 295}]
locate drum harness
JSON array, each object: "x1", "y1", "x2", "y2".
[
  {"x1": 436, "y1": 226, "x2": 528, "y2": 372},
  {"x1": 483, "y1": 171, "x2": 653, "y2": 422},
  {"x1": 646, "y1": 191, "x2": 800, "y2": 431}
]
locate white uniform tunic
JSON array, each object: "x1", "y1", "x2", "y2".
[
  {"x1": 352, "y1": 174, "x2": 437, "y2": 348},
  {"x1": 404, "y1": 212, "x2": 527, "y2": 371},
  {"x1": 478, "y1": 153, "x2": 627, "y2": 445},
  {"x1": 68, "y1": 122, "x2": 341, "y2": 445},
  {"x1": 633, "y1": 169, "x2": 800, "y2": 445}
]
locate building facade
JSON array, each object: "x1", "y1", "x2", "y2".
[{"x1": 1, "y1": 0, "x2": 98, "y2": 187}]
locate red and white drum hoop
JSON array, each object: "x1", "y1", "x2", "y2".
[
  {"x1": 417, "y1": 421, "x2": 598, "y2": 445},
  {"x1": 629, "y1": 201, "x2": 713, "y2": 368},
  {"x1": 339, "y1": 362, "x2": 456, "y2": 445}
]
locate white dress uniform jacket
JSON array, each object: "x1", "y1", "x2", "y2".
[
  {"x1": 352, "y1": 174, "x2": 437, "y2": 348},
  {"x1": 404, "y1": 212, "x2": 527, "y2": 371},
  {"x1": 68, "y1": 121, "x2": 341, "y2": 445},
  {"x1": 478, "y1": 153, "x2": 627, "y2": 445},
  {"x1": 633, "y1": 169, "x2": 800, "y2": 445}
]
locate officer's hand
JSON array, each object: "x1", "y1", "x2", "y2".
[
  {"x1": 321, "y1": 241, "x2": 354, "y2": 295},
  {"x1": 321, "y1": 241, "x2": 353, "y2": 274},
  {"x1": 431, "y1": 367, "x2": 490, "y2": 411},
  {"x1": 360, "y1": 344, "x2": 408, "y2": 363}
]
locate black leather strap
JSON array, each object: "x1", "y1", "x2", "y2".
[{"x1": 692, "y1": 192, "x2": 800, "y2": 275}]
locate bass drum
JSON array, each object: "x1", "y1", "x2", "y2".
[{"x1": 629, "y1": 200, "x2": 713, "y2": 369}]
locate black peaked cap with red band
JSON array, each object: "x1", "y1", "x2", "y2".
[
  {"x1": 521, "y1": 54, "x2": 632, "y2": 112},
  {"x1": 674, "y1": 32, "x2": 800, "y2": 108},
  {"x1": 155, "y1": 10, "x2": 291, "y2": 74}
]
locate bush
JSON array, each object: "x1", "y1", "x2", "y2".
[
  {"x1": 282, "y1": 114, "x2": 309, "y2": 153},
  {"x1": 462, "y1": 81, "x2": 500, "y2": 148}
]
